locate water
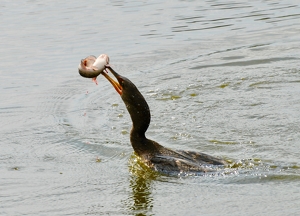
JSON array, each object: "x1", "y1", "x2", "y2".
[{"x1": 1, "y1": 0, "x2": 300, "y2": 215}]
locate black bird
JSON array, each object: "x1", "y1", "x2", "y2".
[{"x1": 79, "y1": 56, "x2": 226, "y2": 174}]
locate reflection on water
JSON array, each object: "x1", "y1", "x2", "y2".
[
  {"x1": 124, "y1": 154, "x2": 157, "y2": 215},
  {"x1": 129, "y1": 175, "x2": 153, "y2": 215}
]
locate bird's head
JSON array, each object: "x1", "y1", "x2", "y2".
[{"x1": 101, "y1": 66, "x2": 146, "y2": 108}]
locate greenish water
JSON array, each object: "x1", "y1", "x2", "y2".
[{"x1": 1, "y1": 0, "x2": 300, "y2": 215}]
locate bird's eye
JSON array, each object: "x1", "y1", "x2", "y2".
[{"x1": 119, "y1": 78, "x2": 125, "y2": 86}]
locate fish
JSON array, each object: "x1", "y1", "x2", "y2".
[{"x1": 78, "y1": 54, "x2": 110, "y2": 85}]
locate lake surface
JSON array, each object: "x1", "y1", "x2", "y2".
[{"x1": 1, "y1": 0, "x2": 300, "y2": 215}]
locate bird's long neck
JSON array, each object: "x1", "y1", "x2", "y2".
[{"x1": 121, "y1": 84, "x2": 153, "y2": 154}]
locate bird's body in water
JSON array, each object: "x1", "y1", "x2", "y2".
[{"x1": 78, "y1": 56, "x2": 226, "y2": 174}]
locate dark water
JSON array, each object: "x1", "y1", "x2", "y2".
[{"x1": 1, "y1": 0, "x2": 300, "y2": 215}]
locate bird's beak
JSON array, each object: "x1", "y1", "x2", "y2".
[{"x1": 101, "y1": 66, "x2": 123, "y2": 95}]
